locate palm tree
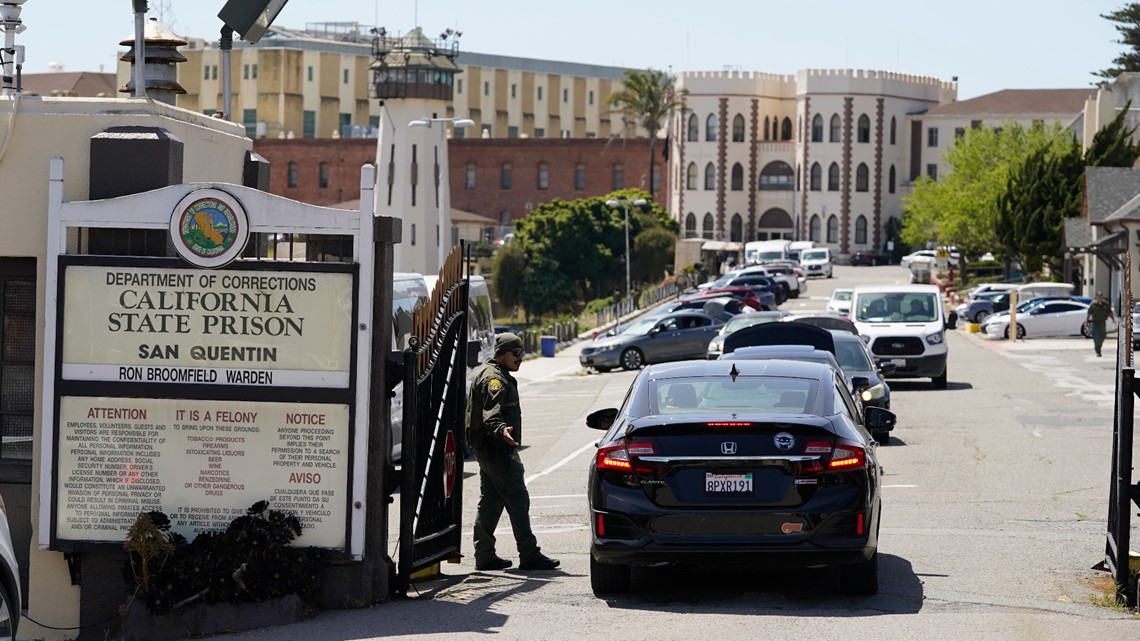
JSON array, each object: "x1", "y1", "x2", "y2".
[{"x1": 606, "y1": 69, "x2": 685, "y2": 200}]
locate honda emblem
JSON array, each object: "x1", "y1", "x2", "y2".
[{"x1": 720, "y1": 442, "x2": 737, "y2": 455}]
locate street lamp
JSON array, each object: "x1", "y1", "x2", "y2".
[
  {"x1": 409, "y1": 117, "x2": 476, "y2": 267},
  {"x1": 605, "y1": 198, "x2": 648, "y2": 302}
]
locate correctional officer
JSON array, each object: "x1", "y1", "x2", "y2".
[
  {"x1": 1083, "y1": 291, "x2": 1115, "y2": 358},
  {"x1": 466, "y1": 333, "x2": 560, "y2": 572}
]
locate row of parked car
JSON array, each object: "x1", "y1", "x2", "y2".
[{"x1": 953, "y1": 282, "x2": 1120, "y2": 340}]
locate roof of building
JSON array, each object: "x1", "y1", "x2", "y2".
[
  {"x1": 21, "y1": 71, "x2": 118, "y2": 97},
  {"x1": 1085, "y1": 167, "x2": 1140, "y2": 223},
  {"x1": 923, "y1": 88, "x2": 1096, "y2": 116},
  {"x1": 1063, "y1": 217, "x2": 1093, "y2": 247}
]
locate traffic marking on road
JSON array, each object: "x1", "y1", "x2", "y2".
[{"x1": 525, "y1": 439, "x2": 596, "y2": 486}]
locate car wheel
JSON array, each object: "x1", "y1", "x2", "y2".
[
  {"x1": 1016, "y1": 323, "x2": 1026, "y2": 339},
  {"x1": 974, "y1": 310, "x2": 989, "y2": 324},
  {"x1": 839, "y1": 550, "x2": 878, "y2": 595},
  {"x1": 590, "y1": 554, "x2": 631, "y2": 595},
  {"x1": 872, "y1": 429, "x2": 890, "y2": 444},
  {"x1": 0, "y1": 582, "x2": 14, "y2": 641},
  {"x1": 932, "y1": 368, "x2": 947, "y2": 389},
  {"x1": 620, "y1": 348, "x2": 644, "y2": 370},
  {"x1": 594, "y1": 366, "x2": 612, "y2": 373},
  {"x1": 1081, "y1": 324, "x2": 1090, "y2": 338}
]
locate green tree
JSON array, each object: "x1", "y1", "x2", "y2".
[
  {"x1": 606, "y1": 69, "x2": 685, "y2": 199},
  {"x1": 631, "y1": 226, "x2": 676, "y2": 285},
  {"x1": 1098, "y1": 3, "x2": 1140, "y2": 79},
  {"x1": 491, "y1": 243, "x2": 526, "y2": 313},
  {"x1": 997, "y1": 137, "x2": 1084, "y2": 273},
  {"x1": 1085, "y1": 100, "x2": 1140, "y2": 166}
]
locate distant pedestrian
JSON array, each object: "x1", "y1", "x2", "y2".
[
  {"x1": 465, "y1": 333, "x2": 560, "y2": 572},
  {"x1": 1083, "y1": 291, "x2": 1115, "y2": 357}
]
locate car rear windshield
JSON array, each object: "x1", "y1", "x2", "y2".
[
  {"x1": 648, "y1": 376, "x2": 818, "y2": 415},
  {"x1": 855, "y1": 292, "x2": 939, "y2": 323},
  {"x1": 833, "y1": 341, "x2": 873, "y2": 370},
  {"x1": 831, "y1": 290, "x2": 852, "y2": 301}
]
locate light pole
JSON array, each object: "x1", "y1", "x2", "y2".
[
  {"x1": 605, "y1": 198, "x2": 648, "y2": 302},
  {"x1": 409, "y1": 117, "x2": 475, "y2": 268}
]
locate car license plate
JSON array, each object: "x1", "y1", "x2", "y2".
[
  {"x1": 890, "y1": 358, "x2": 906, "y2": 367},
  {"x1": 705, "y1": 472, "x2": 752, "y2": 494}
]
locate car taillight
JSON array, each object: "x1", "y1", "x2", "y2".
[
  {"x1": 595, "y1": 438, "x2": 658, "y2": 473},
  {"x1": 828, "y1": 440, "x2": 867, "y2": 470}
]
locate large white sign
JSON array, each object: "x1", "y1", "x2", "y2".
[
  {"x1": 61, "y1": 265, "x2": 354, "y2": 388},
  {"x1": 56, "y1": 396, "x2": 350, "y2": 548}
]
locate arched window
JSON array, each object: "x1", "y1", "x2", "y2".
[
  {"x1": 809, "y1": 163, "x2": 822, "y2": 191},
  {"x1": 827, "y1": 215, "x2": 839, "y2": 243},
  {"x1": 889, "y1": 116, "x2": 897, "y2": 145},
  {"x1": 287, "y1": 161, "x2": 298, "y2": 188},
  {"x1": 702, "y1": 213, "x2": 715, "y2": 240},
  {"x1": 730, "y1": 214, "x2": 743, "y2": 242},
  {"x1": 763, "y1": 116, "x2": 770, "y2": 141},
  {"x1": 687, "y1": 113, "x2": 699, "y2": 142},
  {"x1": 856, "y1": 163, "x2": 869, "y2": 192},
  {"x1": 829, "y1": 114, "x2": 841, "y2": 142},
  {"x1": 857, "y1": 114, "x2": 871, "y2": 143},
  {"x1": 651, "y1": 162, "x2": 661, "y2": 193},
  {"x1": 759, "y1": 161, "x2": 794, "y2": 191},
  {"x1": 773, "y1": 116, "x2": 780, "y2": 140},
  {"x1": 612, "y1": 163, "x2": 624, "y2": 190},
  {"x1": 809, "y1": 215, "x2": 821, "y2": 242},
  {"x1": 319, "y1": 161, "x2": 329, "y2": 188},
  {"x1": 704, "y1": 163, "x2": 716, "y2": 190},
  {"x1": 731, "y1": 163, "x2": 744, "y2": 191},
  {"x1": 811, "y1": 114, "x2": 823, "y2": 142},
  {"x1": 465, "y1": 162, "x2": 476, "y2": 189},
  {"x1": 828, "y1": 163, "x2": 840, "y2": 191},
  {"x1": 706, "y1": 114, "x2": 718, "y2": 141},
  {"x1": 537, "y1": 162, "x2": 549, "y2": 190},
  {"x1": 686, "y1": 162, "x2": 698, "y2": 190},
  {"x1": 575, "y1": 163, "x2": 586, "y2": 190},
  {"x1": 500, "y1": 162, "x2": 512, "y2": 189},
  {"x1": 855, "y1": 215, "x2": 868, "y2": 244},
  {"x1": 499, "y1": 211, "x2": 511, "y2": 226},
  {"x1": 685, "y1": 213, "x2": 697, "y2": 238},
  {"x1": 732, "y1": 114, "x2": 745, "y2": 142},
  {"x1": 888, "y1": 164, "x2": 896, "y2": 194},
  {"x1": 781, "y1": 117, "x2": 792, "y2": 141}
]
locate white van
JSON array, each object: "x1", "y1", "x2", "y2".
[
  {"x1": 851, "y1": 284, "x2": 948, "y2": 389},
  {"x1": 799, "y1": 247, "x2": 832, "y2": 279},
  {"x1": 1013, "y1": 282, "x2": 1073, "y2": 303},
  {"x1": 744, "y1": 239, "x2": 791, "y2": 265},
  {"x1": 786, "y1": 240, "x2": 815, "y2": 262}
]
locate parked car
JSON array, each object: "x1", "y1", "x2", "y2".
[
  {"x1": 0, "y1": 496, "x2": 20, "y2": 641},
  {"x1": 799, "y1": 247, "x2": 833, "y2": 278},
  {"x1": 826, "y1": 288, "x2": 853, "y2": 317},
  {"x1": 900, "y1": 247, "x2": 959, "y2": 269},
  {"x1": 780, "y1": 312, "x2": 859, "y2": 335},
  {"x1": 579, "y1": 311, "x2": 724, "y2": 372},
  {"x1": 982, "y1": 299, "x2": 1117, "y2": 340},
  {"x1": 965, "y1": 283, "x2": 1018, "y2": 300},
  {"x1": 705, "y1": 310, "x2": 792, "y2": 359},
  {"x1": 955, "y1": 291, "x2": 1011, "y2": 324},
  {"x1": 585, "y1": 359, "x2": 895, "y2": 595}
]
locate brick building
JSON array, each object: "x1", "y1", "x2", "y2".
[{"x1": 253, "y1": 137, "x2": 657, "y2": 242}]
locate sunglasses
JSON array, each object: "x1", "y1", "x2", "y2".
[{"x1": 510, "y1": 348, "x2": 525, "y2": 358}]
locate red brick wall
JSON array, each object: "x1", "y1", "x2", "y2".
[{"x1": 253, "y1": 137, "x2": 660, "y2": 223}]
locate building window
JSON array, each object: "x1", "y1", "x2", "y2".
[
  {"x1": 535, "y1": 127, "x2": 545, "y2": 138},
  {"x1": 889, "y1": 116, "x2": 896, "y2": 145},
  {"x1": 855, "y1": 215, "x2": 868, "y2": 244},
  {"x1": 243, "y1": 64, "x2": 249, "y2": 80},
  {"x1": 811, "y1": 114, "x2": 823, "y2": 142},
  {"x1": 243, "y1": 109, "x2": 257, "y2": 138},
  {"x1": 781, "y1": 117, "x2": 792, "y2": 141},
  {"x1": 303, "y1": 110, "x2": 315, "y2": 139},
  {"x1": 411, "y1": 223, "x2": 416, "y2": 246},
  {"x1": 465, "y1": 162, "x2": 476, "y2": 189},
  {"x1": 204, "y1": 65, "x2": 210, "y2": 80},
  {"x1": 827, "y1": 215, "x2": 839, "y2": 243},
  {"x1": 829, "y1": 114, "x2": 841, "y2": 142},
  {"x1": 589, "y1": 90, "x2": 594, "y2": 105},
  {"x1": 730, "y1": 214, "x2": 743, "y2": 242},
  {"x1": 971, "y1": 120, "x2": 983, "y2": 129},
  {"x1": 482, "y1": 81, "x2": 489, "y2": 96},
  {"x1": 685, "y1": 213, "x2": 697, "y2": 238},
  {"x1": 702, "y1": 213, "x2": 714, "y2": 240},
  {"x1": 612, "y1": 163, "x2": 624, "y2": 190},
  {"x1": 955, "y1": 127, "x2": 966, "y2": 140},
  {"x1": 652, "y1": 162, "x2": 661, "y2": 193},
  {"x1": 889, "y1": 164, "x2": 896, "y2": 194},
  {"x1": 287, "y1": 161, "x2": 298, "y2": 188},
  {"x1": 339, "y1": 113, "x2": 351, "y2": 136},
  {"x1": 759, "y1": 161, "x2": 794, "y2": 191},
  {"x1": 508, "y1": 126, "x2": 519, "y2": 138},
  {"x1": 500, "y1": 211, "x2": 512, "y2": 226},
  {"x1": 928, "y1": 127, "x2": 939, "y2": 147},
  {"x1": 687, "y1": 114, "x2": 699, "y2": 142},
  {"x1": 827, "y1": 163, "x2": 840, "y2": 192},
  {"x1": 252, "y1": 64, "x2": 257, "y2": 79},
  {"x1": 575, "y1": 163, "x2": 586, "y2": 190},
  {"x1": 511, "y1": 84, "x2": 517, "y2": 98},
  {"x1": 927, "y1": 163, "x2": 938, "y2": 180},
  {"x1": 704, "y1": 163, "x2": 715, "y2": 190},
  {"x1": 706, "y1": 114, "x2": 718, "y2": 142},
  {"x1": 563, "y1": 88, "x2": 569, "y2": 103},
  {"x1": 457, "y1": 79, "x2": 463, "y2": 93},
  {"x1": 857, "y1": 114, "x2": 870, "y2": 143},
  {"x1": 809, "y1": 163, "x2": 822, "y2": 191},
  {"x1": 809, "y1": 215, "x2": 821, "y2": 242},
  {"x1": 855, "y1": 163, "x2": 869, "y2": 192},
  {"x1": 763, "y1": 116, "x2": 770, "y2": 141},
  {"x1": 481, "y1": 124, "x2": 492, "y2": 137},
  {"x1": 537, "y1": 86, "x2": 543, "y2": 100},
  {"x1": 343, "y1": 69, "x2": 349, "y2": 84},
  {"x1": 501, "y1": 162, "x2": 512, "y2": 189},
  {"x1": 686, "y1": 162, "x2": 698, "y2": 190},
  {"x1": 538, "y1": 162, "x2": 549, "y2": 189},
  {"x1": 732, "y1": 114, "x2": 745, "y2": 142},
  {"x1": 307, "y1": 66, "x2": 313, "y2": 81},
  {"x1": 731, "y1": 163, "x2": 744, "y2": 191},
  {"x1": 318, "y1": 161, "x2": 329, "y2": 188}
]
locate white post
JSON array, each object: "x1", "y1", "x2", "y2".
[
  {"x1": 133, "y1": 2, "x2": 146, "y2": 98},
  {"x1": 437, "y1": 122, "x2": 446, "y2": 269},
  {"x1": 624, "y1": 203, "x2": 631, "y2": 301}
]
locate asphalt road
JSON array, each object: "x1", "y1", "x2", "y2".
[{"x1": 209, "y1": 265, "x2": 1139, "y2": 641}]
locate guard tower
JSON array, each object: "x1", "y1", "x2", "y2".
[{"x1": 371, "y1": 27, "x2": 463, "y2": 274}]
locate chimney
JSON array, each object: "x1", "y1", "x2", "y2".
[{"x1": 118, "y1": 17, "x2": 187, "y2": 105}]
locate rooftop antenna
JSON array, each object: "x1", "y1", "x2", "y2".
[{"x1": 1, "y1": 0, "x2": 28, "y2": 98}]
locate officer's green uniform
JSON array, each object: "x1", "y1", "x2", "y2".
[
  {"x1": 466, "y1": 357, "x2": 542, "y2": 565},
  {"x1": 1087, "y1": 296, "x2": 1113, "y2": 357}
]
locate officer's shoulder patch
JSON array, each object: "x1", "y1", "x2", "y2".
[{"x1": 487, "y1": 379, "x2": 503, "y2": 393}]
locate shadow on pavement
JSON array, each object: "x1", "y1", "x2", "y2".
[
  {"x1": 887, "y1": 380, "x2": 972, "y2": 392},
  {"x1": 601, "y1": 553, "x2": 924, "y2": 616}
]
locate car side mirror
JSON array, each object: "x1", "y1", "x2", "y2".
[
  {"x1": 850, "y1": 375, "x2": 871, "y2": 392},
  {"x1": 467, "y1": 339, "x2": 481, "y2": 368},
  {"x1": 586, "y1": 408, "x2": 618, "y2": 431},
  {"x1": 877, "y1": 361, "x2": 897, "y2": 374},
  {"x1": 864, "y1": 406, "x2": 896, "y2": 432},
  {"x1": 650, "y1": 326, "x2": 663, "y2": 335}
]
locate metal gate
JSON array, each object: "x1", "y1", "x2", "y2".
[
  {"x1": 396, "y1": 247, "x2": 470, "y2": 592},
  {"x1": 1107, "y1": 252, "x2": 1140, "y2": 607}
]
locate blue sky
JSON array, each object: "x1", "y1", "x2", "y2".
[{"x1": 16, "y1": 0, "x2": 1131, "y2": 99}]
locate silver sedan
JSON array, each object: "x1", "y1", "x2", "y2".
[{"x1": 580, "y1": 311, "x2": 724, "y2": 371}]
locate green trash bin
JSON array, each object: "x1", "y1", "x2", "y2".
[{"x1": 540, "y1": 335, "x2": 556, "y2": 357}]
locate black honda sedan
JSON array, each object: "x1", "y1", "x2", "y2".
[{"x1": 585, "y1": 359, "x2": 895, "y2": 596}]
